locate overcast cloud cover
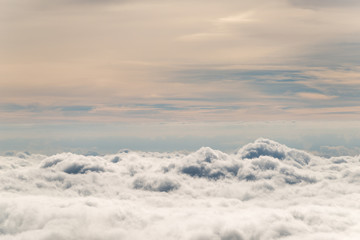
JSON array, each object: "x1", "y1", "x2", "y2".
[{"x1": 1, "y1": 139, "x2": 360, "y2": 240}]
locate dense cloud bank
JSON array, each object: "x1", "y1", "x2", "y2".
[{"x1": 1, "y1": 138, "x2": 360, "y2": 239}]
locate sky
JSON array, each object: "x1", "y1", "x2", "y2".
[{"x1": 1, "y1": 0, "x2": 360, "y2": 154}]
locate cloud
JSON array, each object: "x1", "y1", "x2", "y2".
[
  {"x1": 217, "y1": 12, "x2": 257, "y2": 24},
  {"x1": 1, "y1": 138, "x2": 360, "y2": 239},
  {"x1": 297, "y1": 92, "x2": 337, "y2": 100},
  {"x1": 316, "y1": 145, "x2": 360, "y2": 157},
  {"x1": 288, "y1": 0, "x2": 360, "y2": 8},
  {"x1": 132, "y1": 175, "x2": 180, "y2": 192},
  {"x1": 2, "y1": 0, "x2": 360, "y2": 122},
  {"x1": 60, "y1": 106, "x2": 94, "y2": 112}
]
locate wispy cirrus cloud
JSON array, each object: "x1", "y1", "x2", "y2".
[
  {"x1": 297, "y1": 92, "x2": 337, "y2": 100},
  {"x1": 1, "y1": 0, "x2": 360, "y2": 123},
  {"x1": 288, "y1": 0, "x2": 360, "y2": 8}
]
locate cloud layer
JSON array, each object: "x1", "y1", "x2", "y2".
[
  {"x1": 1, "y1": 138, "x2": 360, "y2": 239},
  {"x1": 1, "y1": 0, "x2": 360, "y2": 122}
]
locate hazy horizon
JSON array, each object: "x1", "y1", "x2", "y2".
[{"x1": 1, "y1": 121, "x2": 360, "y2": 156}]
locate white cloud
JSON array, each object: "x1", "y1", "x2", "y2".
[{"x1": 1, "y1": 138, "x2": 360, "y2": 239}]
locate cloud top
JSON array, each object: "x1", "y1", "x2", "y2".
[{"x1": 1, "y1": 138, "x2": 360, "y2": 239}]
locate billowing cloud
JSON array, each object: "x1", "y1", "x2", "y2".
[{"x1": 1, "y1": 139, "x2": 360, "y2": 239}]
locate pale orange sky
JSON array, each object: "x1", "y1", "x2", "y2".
[{"x1": 1, "y1": 0, "x2": 360, "y2": 124}]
